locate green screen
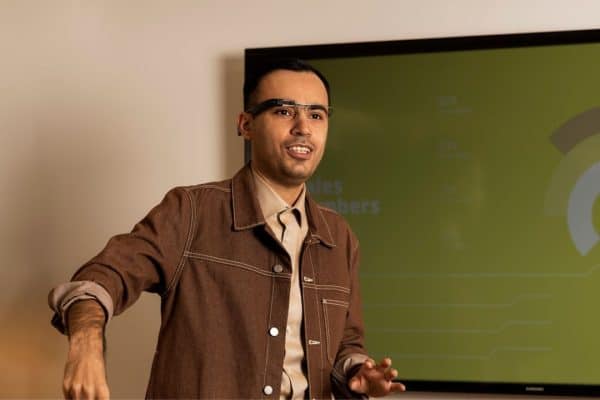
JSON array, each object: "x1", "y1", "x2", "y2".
[{"x1": 307, "y1": 43, "x2": 600, "y2": 385}]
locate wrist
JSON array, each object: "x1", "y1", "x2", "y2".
[
  {"x1": 346, "y1": 363, "x2": 363, "y2": 381},
  {"x1": 66, "y1": 299, "x2": 106, "y2": 354},
  {"x1": 68, "y1": 327, "x2": 104, "y2": 353}
]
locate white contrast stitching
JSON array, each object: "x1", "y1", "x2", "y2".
[
  {"x1": 315, "y1": 205, "x2": 337, "y2": 246},
  {"x1": 231, "y1": 177, "x2": 264, "y2": 230},
  {"x1": 323, "y1": 301, "x2": 332, "y2": 364},
  {"x1": 322, "y1": 298, "x2": 349, "y2": 364},
  {"x1": 306, "y1": 246, "x2": 324, "y2": 394},
  {"x1": 184, "y1": 251, "x2": 291, "y2": 279},
  {"x1": 165, "y1": 188, "x2": 196, "y2": 295},
  {"x1": 322, "y1": 299, "x2": 350, "y2": 307},
  {"x1": 197, "y1": 184, "x2": 231, "y2": 192},
  {"x1": 303, "y1": 283, "x2": 350, "y2": 294},
  {"x1": 262, "y1": 267, "x2": 276, "y2": 393}
]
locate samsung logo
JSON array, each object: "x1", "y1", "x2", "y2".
[{"x1": 525, "y1": 386, "x2": 544, "y2": 392}]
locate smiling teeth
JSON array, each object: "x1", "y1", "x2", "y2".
[{"x1": 290, "y1": 146, "x2": 311, "y2": 154}]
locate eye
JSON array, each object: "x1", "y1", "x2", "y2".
[
  {"x1": 274, "y1": 106, "x2": 295, "y2": 117},
  {"x1": 310, "y1": 110, "x2": 327, "y2": 120}
]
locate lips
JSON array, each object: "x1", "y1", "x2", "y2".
[
  {"x1": 286, "y1": 142, "x2": 314, "y2": 159},
  {"x1": 289, "y1": 145, "x2": 311, "y2": 154}
]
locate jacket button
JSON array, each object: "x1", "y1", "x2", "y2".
[
  {"x1": 273, "y1": 264, "x2": 283, "y2": 273},
  {"x1": 269, "y1": 327, "x2": 279, "y2": 337},
  {"x1": 263, "y1": 385, "x2": 273, "y2": 395}
]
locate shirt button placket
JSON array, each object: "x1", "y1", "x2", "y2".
[
  {"x1": 267, "y1": 264, "x2": 282, "y2": 397},
  {"x1": 267, "y1": 265, "x2": 282, "y2": 398}
]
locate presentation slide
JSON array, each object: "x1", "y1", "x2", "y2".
[{"x1": 307, "y1": 43, "x2": 600, "y2": 384}]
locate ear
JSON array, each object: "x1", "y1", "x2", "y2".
[{"x1": 237, "y1": 112, "x2": 253, "y2": 139}]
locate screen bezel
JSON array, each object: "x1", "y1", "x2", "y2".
[{"x1": 243, "y1": 28, "x2": 600, "y2": 397}]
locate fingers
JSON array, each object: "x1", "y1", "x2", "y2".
[
  {"x1": 384, "y1": 367, "x2": 398, "y2": 381},
  {"x1": 348, "y1": 376, "x2": 361, "y2": 392},
  {"x1": 379, "y1": 357, "x2": 392, "y2": 369},
  {"x1": 348, "y1": 356, "x2": 406, "y2": 396},
  {"x1": 63, "y1": 382, "x2": 110, "y2": 400},
  {"x1": 379, "y1": 357, "x2": 406, "y2": 392},
  {"x1": 360, "y1": 358, "x2": 395, "y2": 377},
  {"x1": 97, "y1": 386, "x2": 110, "y2": 400},
  {"x1": 62, "y1": 358, "x2": 110, "y2": 400},
  {"x1": 364, "y1": 357, "x2": 391, "y2": 370},
  {"x1": 66, "y1": 383, "x2": 92, "y2": 400},
  {"x1": 371, "y1": 357, "x2": 395, "y2": 378},
  {"x1": 390, "y1": 382, "x2": 406, "y2": 392}
]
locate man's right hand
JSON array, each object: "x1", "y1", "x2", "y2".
[{"x1": 63, "y1": 300, "x2": 110, "y2": 400}]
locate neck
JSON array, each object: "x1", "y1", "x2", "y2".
[
  {"x1": 273, "y1": 183, "x2": 304, "y2": 206},
  {"x1": 253, "y1": 168, "x2": 304, "y2": 206}
]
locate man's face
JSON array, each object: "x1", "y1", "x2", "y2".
[{"x1": 239, "y1": 69, "x2": 329, "y2": 189}]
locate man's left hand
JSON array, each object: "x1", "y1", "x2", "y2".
[{"x1": 348, "y1": 357, "x2": 406, "y2": 397}]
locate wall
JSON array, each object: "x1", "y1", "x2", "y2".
[{"x1": 1, "y1": 0, "x2": 599, "y2": 398}]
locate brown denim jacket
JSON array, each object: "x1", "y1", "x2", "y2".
[{"x1": 71, "y1": 164, "x2": 367, "y2": 399}]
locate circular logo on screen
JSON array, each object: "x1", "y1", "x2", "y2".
[{"x1": 545, "y1": 107, "x2": 600, "y2": 256}]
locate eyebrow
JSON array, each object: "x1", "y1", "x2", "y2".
[{"x1": 245, "y1": 98, "x2": 331, "y2": 116}]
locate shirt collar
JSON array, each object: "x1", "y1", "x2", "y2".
[{"x1": 231, "y1": 163, "x2": 335, "y2": 247}]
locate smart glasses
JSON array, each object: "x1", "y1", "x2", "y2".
[{"x1": 245, "y1": 98, "x2": 332, "y2": 120}]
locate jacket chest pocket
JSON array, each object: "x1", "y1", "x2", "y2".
[{"x1": 322, "y1": 298, "x2": 349, "y2": 365}]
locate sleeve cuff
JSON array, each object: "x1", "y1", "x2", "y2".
[
  {"x1": 339, "y1": 353, "x2": 370, "y2": 379},
  {"x1": 48, "y1": 281, "x2": 114, "y2": 335},
  {"x1": 331, "y1": 353, "x2": 370, "y2": 399},
  {"x1": 332, "y1": 352, "x2": 370, "y2": 385}
]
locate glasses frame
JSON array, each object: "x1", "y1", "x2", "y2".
[{"x1": 245, "y1": 98, "x2": 332, "y2": 118}]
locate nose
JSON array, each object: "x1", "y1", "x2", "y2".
[{"x1": 291, "y1": 112, "x2": 311, "y2": 136}]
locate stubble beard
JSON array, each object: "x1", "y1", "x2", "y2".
[
  {"x1": 254, "y1": 147, "x2": 323, "y2": 188},
  {"x1": 279, "y1": 162, "x2": 314, "y2": 187}
]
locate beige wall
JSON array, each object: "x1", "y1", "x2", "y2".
[{"x1": 2, "y1": 0, "x2": 599, "y2": 398}]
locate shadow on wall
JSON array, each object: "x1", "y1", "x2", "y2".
[
  {"x1": 1, "y1": 52, "x2": 245, "y2": 398},
  {"x1": 221, "y1": 54, "x2": 245, "y2": 177},
  {"x1": 0, "y1": 79, "x2": 165, "y2": 397}
]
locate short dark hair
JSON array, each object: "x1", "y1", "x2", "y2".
[{"x1": 243, "y1": 58, "x2": 331, "y2": 110}]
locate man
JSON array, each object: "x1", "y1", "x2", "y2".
[{"x1": 49, "y1": 59, "x2": 406, "y2": 399}]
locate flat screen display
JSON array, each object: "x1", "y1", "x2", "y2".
[{"x1": 245, "y1": 30, "x2": 600, "y2": 396}]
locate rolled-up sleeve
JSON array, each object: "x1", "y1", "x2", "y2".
[
  {"x1": 48, "y1": 281, "x2": 114, "y2": 334},
  {"x1": 48, "y1": 187, "x2": 193, "y2": 332}
]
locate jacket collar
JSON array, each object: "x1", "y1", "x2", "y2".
[{"x1": 231, "y1": 163, "x2": 336, "y2": 248}]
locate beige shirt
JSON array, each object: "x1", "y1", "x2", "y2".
[{"x1": 252, "y1": 168, "x2": 309, "y2": 400}]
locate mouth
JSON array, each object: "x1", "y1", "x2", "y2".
[{"x1": 286, "y1": 143, "x2": 313, "y2": 159}]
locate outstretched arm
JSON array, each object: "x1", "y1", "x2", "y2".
[
  {"x1": 63, "y1": 299, "x2": 110, "y2": 400},
  {"x1": 348, "y1": 357, "x2": 405, "y2": 397},
  {"x1": 52, "y1": 188, "x2": 192, "y2": 398}
]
